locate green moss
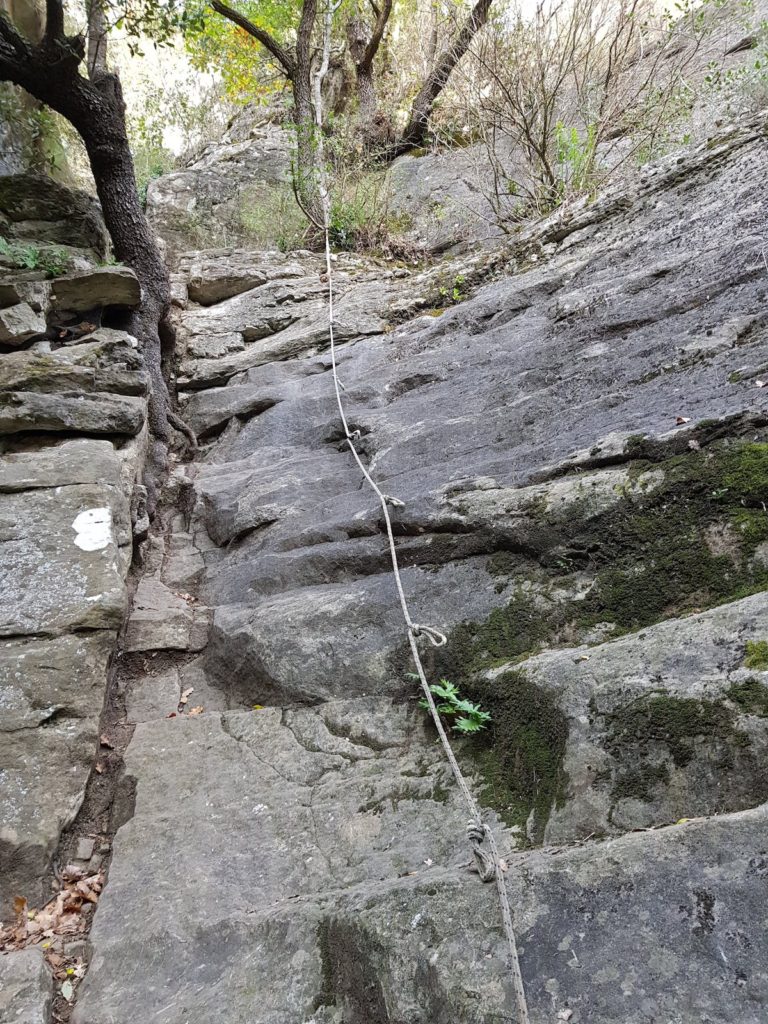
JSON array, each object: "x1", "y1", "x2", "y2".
[
  {"x1": 728, "y1": 678, "x2": 768, "y2": 717},
  {"x1": 721, "y1": 443, "x2": 768, "y2": 505},
  {"x1": 612, "y1": 762, "x2": 670, "y2": 801},
  {"x1": 461, "y1": 670, "x2": 568, "y2": 842},
  {"x1": 606, "y1": 693, "x2": 744, "y2": 770},
  {"x1": 437, "y1": 587, "x2": 569, "y2": 679},
  {"x1": 744, "y1": 640, "x2": 768, "y2": 671}
]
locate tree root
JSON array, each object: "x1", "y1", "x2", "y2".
[{"x1": 167, "y1": 411, "x2": 198, "y2": 452}]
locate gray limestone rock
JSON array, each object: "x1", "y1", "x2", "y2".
[
  {"x1": 0, "y1": 948, "x2": 52, "y2": 1024},
  {"x1": 0, "y1": 390, "x2": 145, "y2": 436},
  {"x1": 0, "y1": 632, "x2": 114, "y2": 913},
  {"x1": 51, "y1": 267, "x2": 141, "y2": 313},
  {"x1": 0, "y1": 445, "x2": 133, "y2": 637},
  {"x1": 123, "y1": 578, "x2": 208, "y2": 653},
  {"x1": 0, "y1": 301, "x2": 45, "y2": 345}
]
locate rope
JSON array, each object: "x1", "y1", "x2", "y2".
[{"x1": 311, "y1": 11, "x2": 530, "y2": 1022}]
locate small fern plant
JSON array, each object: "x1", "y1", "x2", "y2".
[{"x1": 415, "y1": 676, "x2": 491, "y2": 734}]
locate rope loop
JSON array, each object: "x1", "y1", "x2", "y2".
[
  {"x1": 410, "y1": 623, "x2": 448, "y2": 647},
  {"x1": 383, "y1": 494, "x2": 405, "y2": 508},
  {"x1": 467, "y1": 820, "x2": 496, "y2": 883}
]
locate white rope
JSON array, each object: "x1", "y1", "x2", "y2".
[{"x1": 311, "y1": 12, "x2": 530, "y2": 1022}]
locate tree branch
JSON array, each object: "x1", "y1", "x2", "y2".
[
  {"x1": 384, "y1": 0, "x2": 494, "y2": 159},
  {"x1": 209, "y1": 0, "x2": 296, "y2": 78},
  {"x1": 361, "y1": 0, "x2": 392, "y2": 72},
  {"x1": 45, "y1": 0, "x2": 65, "y2": 42}
]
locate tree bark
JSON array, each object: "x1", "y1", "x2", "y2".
[{"x1": 0, "y1": 8, "x2": 182, "y2": 511}]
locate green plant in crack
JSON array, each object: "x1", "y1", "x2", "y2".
[{"x1": 416, "y1": 676, "x2": 491, "y2": 734}]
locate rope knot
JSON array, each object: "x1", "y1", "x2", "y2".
[
  {"x1": 467, "y1": 820, "x2": 496, "y2": 883},
  {"x1": 346, "y1": 429, "x2": 361, "y2": 441},
  {"x1": 410, "y1": 623, "x2": 447, "y2": 647},
  {"x1": 383, "y1": 494, "x2": 405, "y2": 508}
]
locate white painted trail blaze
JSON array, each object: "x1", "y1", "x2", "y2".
[{"x1": 71, "y1": 507, "x2": 113, "y2": 551}]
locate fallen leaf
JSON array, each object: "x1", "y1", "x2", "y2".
[
  {"x1": 94, "y1": 763, "x2": 104, "y2": 774},
  {"x1": 99, "y1": 734, "x2": 114, "y2": 750},
  {"x1": 75, "y1": 881, "x2": 99, "y2": 904},
  {"x1": 675, "y1": 416, "x2": 691, "y2": 425},
  {"x1": 179, "y1": 687, "x2": 194, "y2": 705},
  {"x1": 12, "y1": 896, "x2": 27, "y2": 918},
  {"x1": 61, "y1": 980, "x2": 74, "y2": 1001},
  {"x1": 188, "y1": 705, "x2": 204, "y2": 716},
  {"x1": 252, "y1": 704, "x2": 264, "y2": 710},
  {"x1": 423, "y1": 858, "x2": 433, "y2": 867},
  {"x1": 166, "y1": 712, "x2": 177, "y2": 718},
  {"x1": 756, "y1": 379, "x2": 767, "y2": 388},
  {"x1": 574, "y1": 654, "x2": 590, "y2": 663},
  {"x1": 557, "y1": 1010, "x2": 573, "y2": 1021}
]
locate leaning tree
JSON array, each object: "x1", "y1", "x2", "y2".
[{"x1": 0, "y1": 0, "x2": 194, "y2": 511}]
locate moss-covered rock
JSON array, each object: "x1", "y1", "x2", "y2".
[
  {"x1": 461, "y1": 669, "x2": 568, "y2": 841},
  {"x1": 437, "y1": 439, "x2": 768, "y2": 685}
]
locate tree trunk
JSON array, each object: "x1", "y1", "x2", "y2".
[
  {"x1": 346, "y1": 15, "x2": 378, "y2": 120},
  {"x1": 291, "y1": 0, "x2": 322, "y2": 225}
]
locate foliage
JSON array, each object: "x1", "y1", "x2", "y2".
[
  {"x1": 703, "y1": 17, "x2": 768, "y2": 111},
  {"x1": 0, "y1": 86, "x2": 68, "y2": 176},
  {"x1": 0, "y1": 236, "x2": 70, "y2": 277},
  {"x1": 185, "y1": 0, "x2": 296, "y2": 100},
  {"x1": 451, "y1": 0, "x2": 737, "y2": 225},
  {"x1": 418, "y1": 677, "x2": 491, "y2": 734},
  {"x1": 554, "y1": 121, "x2": 596, "y2": 199}
]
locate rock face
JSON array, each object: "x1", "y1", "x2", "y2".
[
  {"x1": 0, "y1": 947, "x2": 52, "y2": 1024},
  {"x1": 69, "y1": 111, "x2": 768, "y2": 1024},
  {"x1": 0, "y1": 178, "x2": 148, "y2": 922}
]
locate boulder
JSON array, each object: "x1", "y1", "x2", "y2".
[
  {"x1": 0, "y1": 301, "x2": 45, "y2": 345},
  {"x1": 51, "y1": 267, "x2": 141, "y2": 312}
]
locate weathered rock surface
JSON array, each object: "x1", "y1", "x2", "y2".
[
  {"x1": 0, "y1": 947, "x2": 52, "y2": 1024},
  {"x1": 122, "y1": 577, "x2": 209, "y2": 653},
  {"x1": 0, "y1": 216, "x2": 149, "y2": 918},
  {"x1": 75, "y1": 698, "x2": 768, "y2": 1024},
  {"x1": 0, "y1": 633, "x2": 115, "y2": 911},
  {"x1": 0, "y1": 174, "x2": 108, "y2": 256},
  {"x1": 51, "y1": 267, "x2": 141, "y2": 313},
  {"x1": 69, "y1": 111, "x2": 768, "y2": 1024},
  {"x1": 0, "y1": 301, "x2": 45, "y2": 345},
  {"x1": 146, "y1": 122, "x2": 292, "y2": 256}
]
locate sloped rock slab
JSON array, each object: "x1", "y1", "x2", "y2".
[{"x1": 74, "y1": 697, "x2": 768, "y2": 1023}]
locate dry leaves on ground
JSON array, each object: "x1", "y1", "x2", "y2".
[{"x1": 0, "y1": 866, "x2": 104, "y2": 954}]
